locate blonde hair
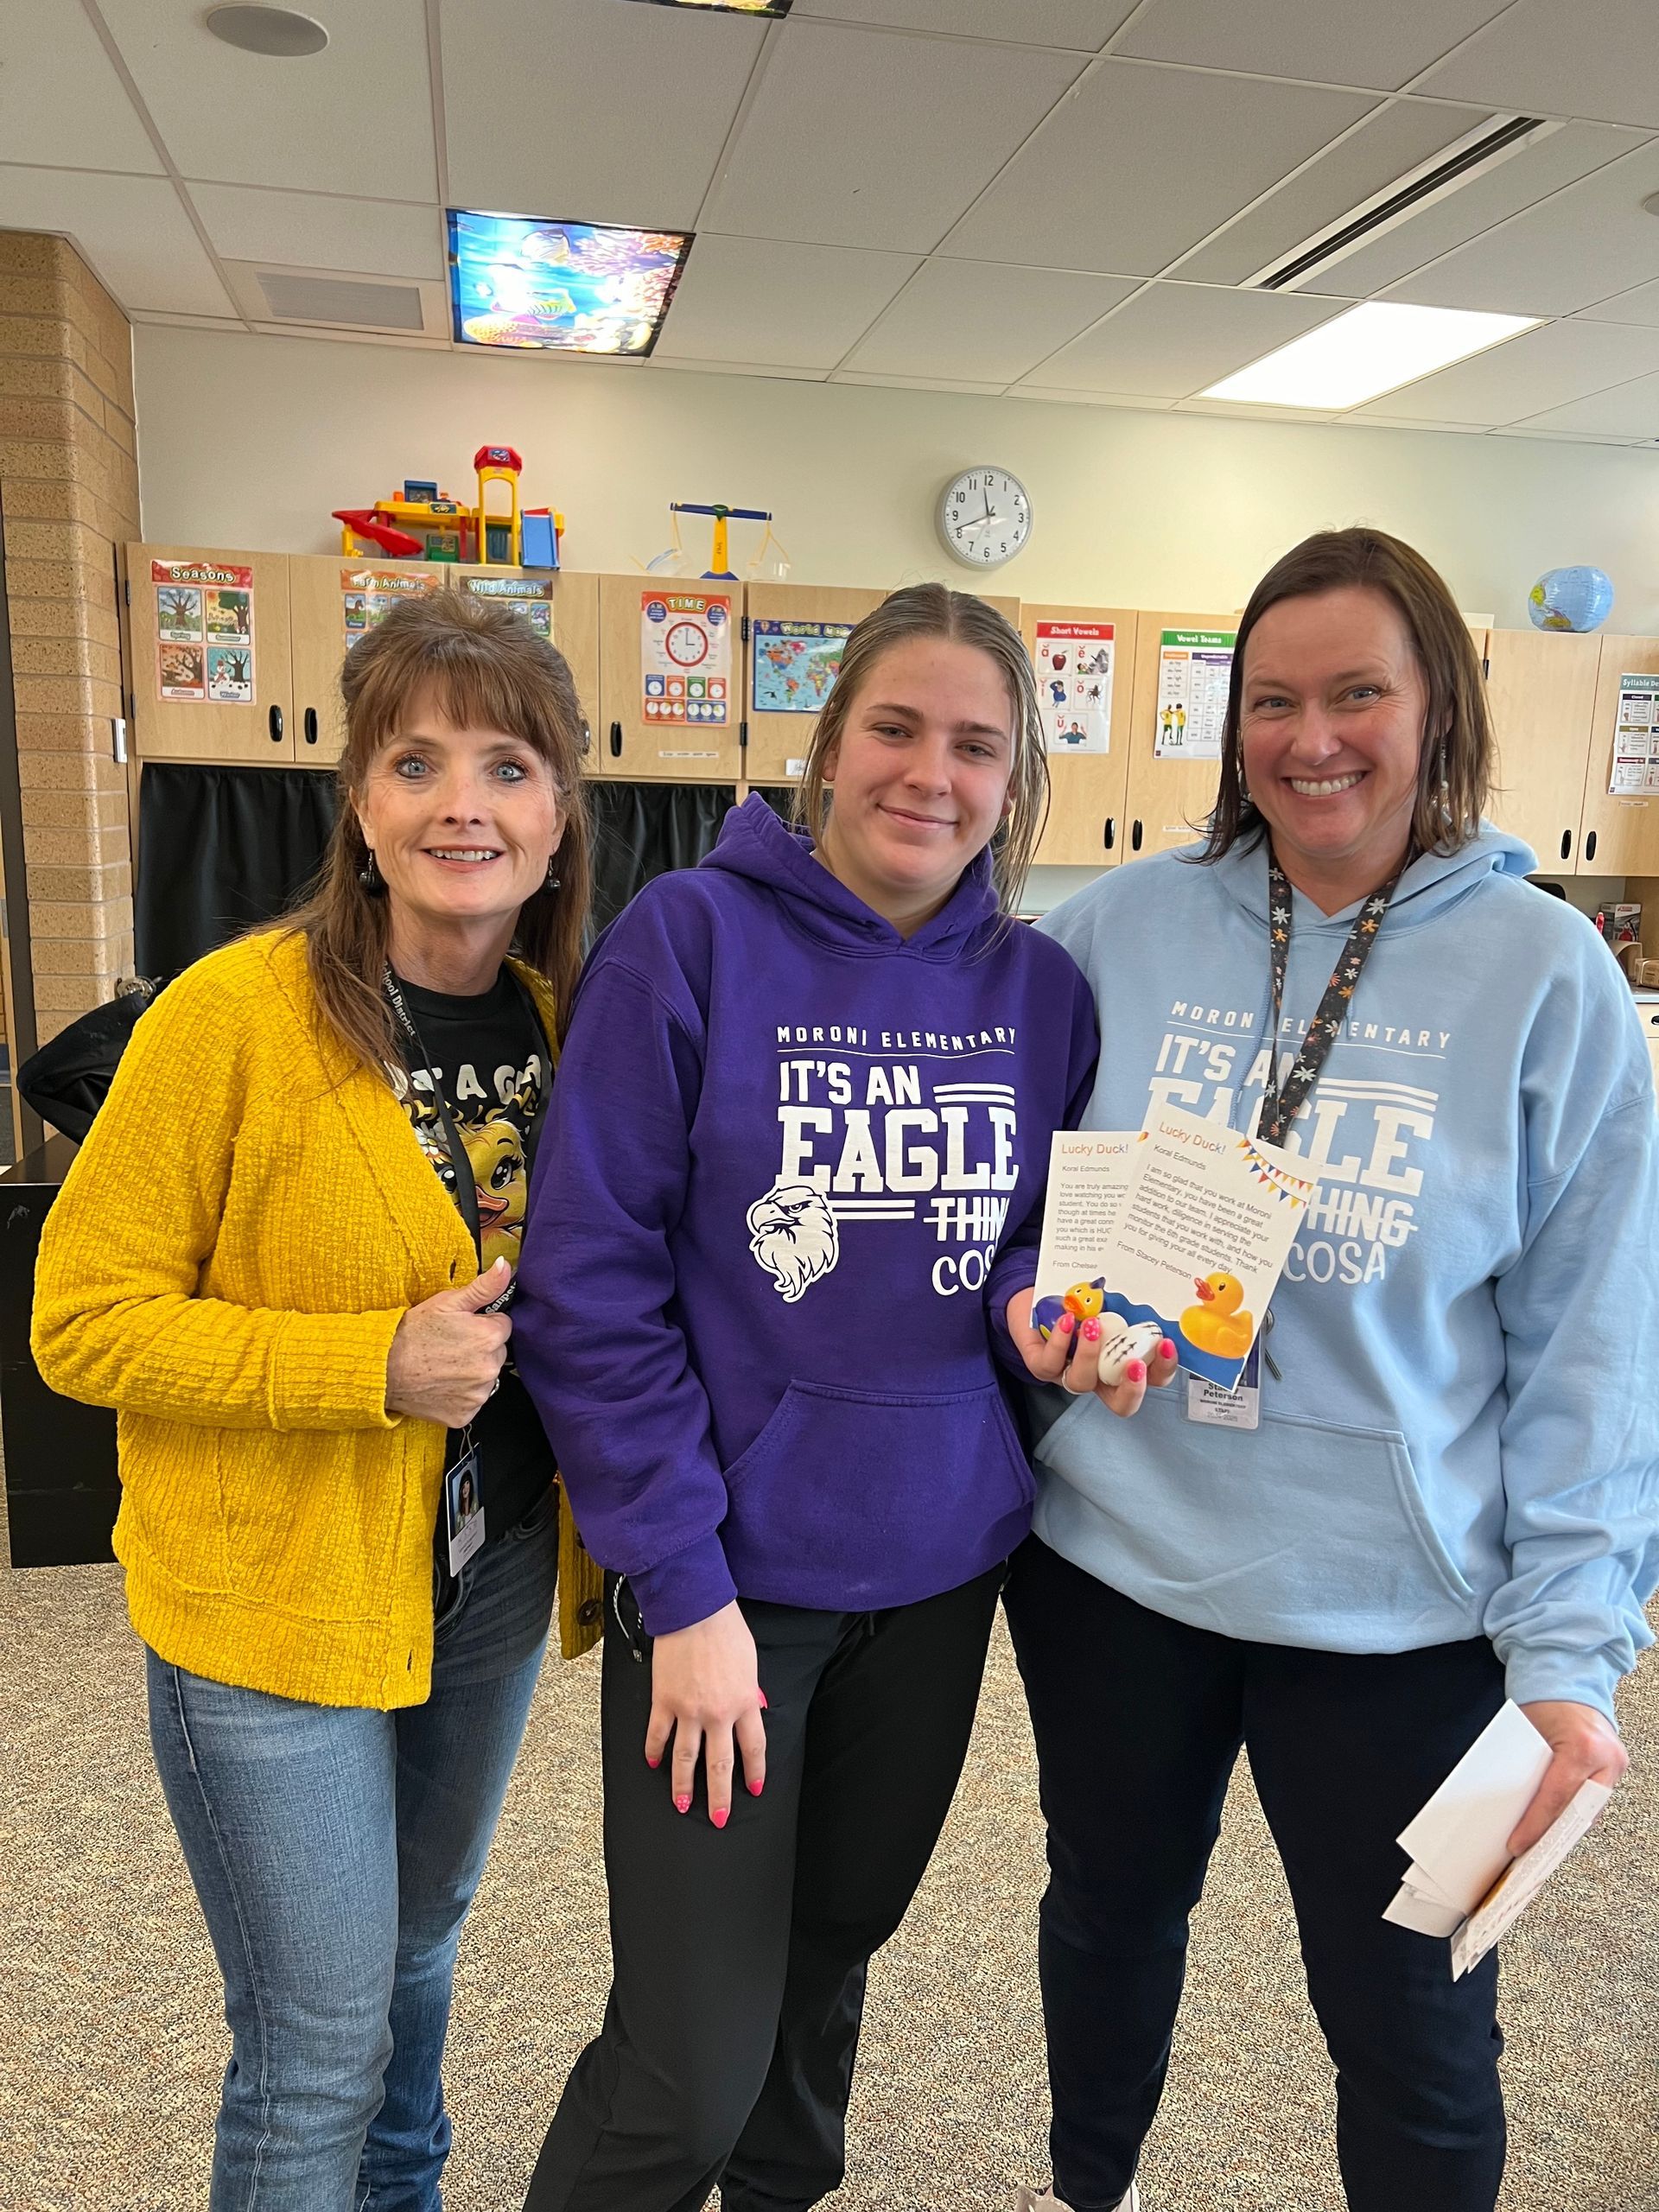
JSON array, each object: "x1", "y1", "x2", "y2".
[
  {"x1": 793, "y1": 583, "x2": 1048, "y2": 911},
  {"x1": 284, "y1": 591, "x2": 592, "y2": 1073}
]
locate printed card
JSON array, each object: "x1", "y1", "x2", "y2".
[{"x1": 1090, "y1": 1104, "x2": 1318, "y2": 1387}]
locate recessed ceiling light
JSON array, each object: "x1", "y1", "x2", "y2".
[
  {"x1": 623, "y1": 0, "x2": 791, "y2": 15},
  {"x1": 1200, "y1": 302, "x2": 1539, "y2": 410},
  {"x1": 206, "y1": 5, "x2": 328, "y2": 55},
  {"x1": 448, "y1": 211, "x2": 692, "y2": 356}
]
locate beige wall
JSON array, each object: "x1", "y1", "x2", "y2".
[
  {"x1": 2, "y1": 233, "x2": 137, "y2": 1048},
  {"x1": 133, "y1": 323, "x2": 1659, "y2": 632}
]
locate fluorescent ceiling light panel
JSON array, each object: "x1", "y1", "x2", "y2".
[
  {"x1": 1202, "y1": 302, "x2": 1538, "y2": 410},
  {"x1": 448, "y1": 211, "x2": 692, "y2": 355},
  {"x1": 624, "y1": 0, "x2": 791, "y2": 15}
]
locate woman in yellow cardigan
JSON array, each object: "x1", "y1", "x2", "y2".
[{"x1": 33, "y1": 591, "x2": 597, "y2": 2212}]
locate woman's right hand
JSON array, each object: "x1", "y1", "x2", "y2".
[
  {"x1": 385, "y1": 1256, "x2": 512, "y2": 1426},
  {"x1": 1004, "y1": 1287, "x2": 1179, "y2": 1417},
  {"x1": 645, "y1": 1599, "x2": 767, "y2": 1827}
]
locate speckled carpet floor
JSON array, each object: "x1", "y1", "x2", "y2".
[{"x1": 3, "y1": 1563, "x2": 1656, "y2": 2212}]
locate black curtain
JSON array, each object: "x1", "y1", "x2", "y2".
[
  {"x1": 135, "y1": 764, "x2": 340, "y2": 978},
  {"x1": 136, "y1": 765, "x2": 763, "y2": 974}
]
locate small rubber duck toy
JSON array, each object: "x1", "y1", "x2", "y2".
[
  {"x1": 1033, "y1": 1277, "x2": 1105, "y2": 1340},
  {"x1": 1179, "y1": 1272, "x2": 1254, "y2": 1358}
]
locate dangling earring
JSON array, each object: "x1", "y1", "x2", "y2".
[
  {"x1": 544, "y1": 858, "x2": 561, "y2": 891},
  {"x1": 359, "y1": 850, "x2": 383, "y2": 894}
]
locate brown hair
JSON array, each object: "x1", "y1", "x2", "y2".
[
  {"x1": 1200, "y1": 526, "x2": 1492, "y2": 864},
  {"x1": 793, "y1": 583, "x2": 1048, "y2": 912},
  {"x1": 285, "y1": 590, "x2": 591, "y2": 1075}
]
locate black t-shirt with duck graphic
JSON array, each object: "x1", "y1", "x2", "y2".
[{"x1": 390, "y1": 966, "x2": 555, "y2": 1547}]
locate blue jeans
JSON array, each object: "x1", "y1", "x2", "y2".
[{"x1": 146, "y1": 1484, "x2": 559, "y2": 2212}]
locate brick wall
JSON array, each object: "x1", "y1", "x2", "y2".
[{"x1": 0, "y1": 231, "x2": 137, "y2": 1047}]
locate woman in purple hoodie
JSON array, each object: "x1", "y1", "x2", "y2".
[{"x1": 514, "y1": 585, "x2": 1172, "y2": 2211}]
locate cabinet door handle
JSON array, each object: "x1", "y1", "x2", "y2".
[
  {"x1": 579, "y1": 720, "x2": 591, "y2": 756},
  {"x1": 1103, "y1": 817, "x2": 1116, "y2": 851},
  {"x1": 609, "y1": 721, "x2": 623, "y2": 760},
  {"x1": 269, "y1": 705, "x2": 283, "y2": 744},
  {"x1": 1585, "y1": 828, "x2": 1598, "y2": 862},
  {"x1": 1131, "y1": 818, "x2": 1143, "y2": 853},
  {"x1": 302, "y1": 708, "x2": 318, "y2": 747},
  {"x1": 1560, "y1": 829, "x2": 1573, "y2": 861}
]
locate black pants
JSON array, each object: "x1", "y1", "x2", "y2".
[
  {"x1": 523, "y1": 1564, "x2": 1005, "y2": 2212},
  {"x1": 1003, "y1": 1535, "x2": 1508, "y2": 2212}
]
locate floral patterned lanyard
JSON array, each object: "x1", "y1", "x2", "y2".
[{"x1": 1260, "y1": 849, "x2": 1402, "y2": 1147}]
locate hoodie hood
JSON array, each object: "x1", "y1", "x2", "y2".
[
  {"x1": 1211, "y1": 822, "x2": 1537, "y2": 933},
  {"x1": 699, "y1": 792, "x2": 1001, "y2": 959}
]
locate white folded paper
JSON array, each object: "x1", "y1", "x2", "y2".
[{"x1": 1382, "y1": 1700, "x2": 1613, "y2": 1976}]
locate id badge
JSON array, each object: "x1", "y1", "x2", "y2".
[
  {"x1": 444, "y1": 1445, "x2": 486, "y2": 1576},
  {"x1": 1185, "y1": 1339, "x2": 1261, "y2": 1431}
]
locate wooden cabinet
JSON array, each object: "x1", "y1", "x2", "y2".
[
  {"x1": 744, "y1": 583, "x2": 883, "y2": 786},
  {"x1": 1020, "y1": 604, "x2": 1136, "y2": 867},
  {"x1": 1578, "y1": 636, "x2": 1659, "y2": 875},
  {"x1": 1122, "y1": 612, "x2": 1236, "y2": 860},
  {"x1": 1483, "y1": 627, "x2": 1602, "y2": 871},
  {"x1": 126, "y1": 545, "x2": 296, "y2": 762},
  {"x1": 594, "y1": 575, "x2": 745, "y2": 783}
]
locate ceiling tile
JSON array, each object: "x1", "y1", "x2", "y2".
[
  {"x1": 844, "y1": 260, "x2": 1137, "y2": 383},
  {"x1": 190, "y1": 188, "x2": 443, "y2": 279},
  {"x1": 1418, "y1": 0, "x2": 1659, "y2": 130},
  {"x1": 1348, "y1": 315, "x2": 1659, "y2": 423},
  {"x1": 942, "y1": 61, "x2": 1373, "y2": 276},
  {"x1": 1382, "y1": 141, "x2": 1659, "y2": 315},
  {"x1": 657, "y1": 234, "x2": 918, "y2": 367},
  {"x1": 1296, "y1": 120, "x2": 1644, "y2": 297},
  {"x1": 0, "y1": 0, "x2": 161, "y2": 173},
  {"x1": 1015, "y1": 282, "x2": 1344, "y2": 397},
  {"x1": 1572, "y1": 276, "x2": 1659, "y2": 325},
  {"x1": 833, "y1": 369, "x2": 1009, "y2": 393},
  {"x1": 1174, "y1": 99, "x2": 1487, "y2": 287},
  {"x1": 96, "y1": 0, "x2": 435, "y2": 199},
  {"x1": 0, "y1": 166, "x2": 234, "y2": 316},
  {"x1": 792, "y1": 0, "x2": 1135, "y2": 45},
  {"x1": 701, "y1": 19, "x2": 1085, "y2": 251},
  {"x1": 443, "y1": 0, "x2": 762, "y2": 232},
  {"x1": 1503, "y1": 366, "x2": 1659, "y2": 437},
  {"x1": 650, "y1": 356, "x2": 828, "y2": 383},
  {"x1": 1116, "y1": 0, "x2": 1512, "y2": 92}
]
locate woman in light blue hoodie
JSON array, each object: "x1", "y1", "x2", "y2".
[{"x1": 1001, "y1": 528, "x2": 1658, "y2": 2212}]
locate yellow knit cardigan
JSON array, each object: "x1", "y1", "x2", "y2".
[{"x1": 31, "y1": 928, "x2": 601, "y2": 1709}]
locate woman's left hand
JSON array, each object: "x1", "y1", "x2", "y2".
[
  {"x1": 1509, "y1": 1700, "x2": 1628, "y2": 1855},
  {"x1": 1005, "y1": 1288, "x2": 1180, "y2": 1419}
]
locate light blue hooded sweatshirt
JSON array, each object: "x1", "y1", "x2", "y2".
[{"x1": 1033, "y1": 828, "x2": 1659, "y2": 1720}]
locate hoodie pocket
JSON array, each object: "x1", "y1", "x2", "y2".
[
  {"x1": 720, "y1": 1378, "x2": 1033, "y2": 1602},
  {"x1": 1038, "y1": 1391, "x2": 1475, "y2": 1629}
]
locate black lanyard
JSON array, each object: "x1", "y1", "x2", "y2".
[
  {"x1": 1259, "y1": 849, "x2": 1401, "y2": 1147},
  {"x1": 383, "y1": 963, "x2": 543, "y2": 1273}
]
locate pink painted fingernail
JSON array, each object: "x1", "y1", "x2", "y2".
[
  {"x1": 758, "y1": 1689, "x2": 769, "y2": 1710},
  {"x1": 1082, "y1": 1319, "x2": 1101, "y2": 1342},
  {"x1": 710, "y1": 1807, "x2": 729, "y2": 1830},
  {"x1": 1058, "y1": 1313, "x2": 1074, "y2": 1336},
  {"x1": 748, "y1": 1778, "x2": 765, "y2": 1796},
  {"x1": 646, "y1": 1755, "x2": 661, "y2": 1770},
  {"x1": 1125, "y1": 1359, "x2": 1147, "y2": 1384},
  {"x1": 674, "y1": 1793, "x2": 691, "y2": 1815},
  {"x1": 1160, "y1": 1339, "x2": 1177, "y2": 1363}
]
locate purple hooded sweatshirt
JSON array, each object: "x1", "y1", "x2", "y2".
[{"x1": 514, "y1": 796, "x2": 1098, "y2": 1634}]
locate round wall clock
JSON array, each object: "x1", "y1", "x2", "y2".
[{"x1": 937, "y1": 466, "x2": 1033, "y2": 569}]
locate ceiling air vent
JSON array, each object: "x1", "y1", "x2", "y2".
[
  {"x1": 257, "y1": 271, "x2": 427, "y2": 330},
  {"x1": 1247, "y1": 114, "x2": 1560, "y2": 293}
]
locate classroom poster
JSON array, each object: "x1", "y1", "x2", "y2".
[
  {"x1": 1035, "y1": 621, "x2": 1114, "y2": 753},
  {"x1": 341, "y1": 565, "x2": 444, "y2": 650},
  {"x1": 752, "y1": 619, "x2": 851, "y2": 714},
  {"x1": 1154, "y1": 629, "x2": 1235, "y2": 759},
  {"x1": 153, "y1": 558, "x2": 254, "y2": 704},
  {"x1": 1610, "y1": 672, "x2": 1659, "y2": 795},
  {"x1": 640, "y1": 590, "x2": 731, "y2": 725},
  {"x1": 463, "y1": 574, "x2": 554, "y2": 637}
]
